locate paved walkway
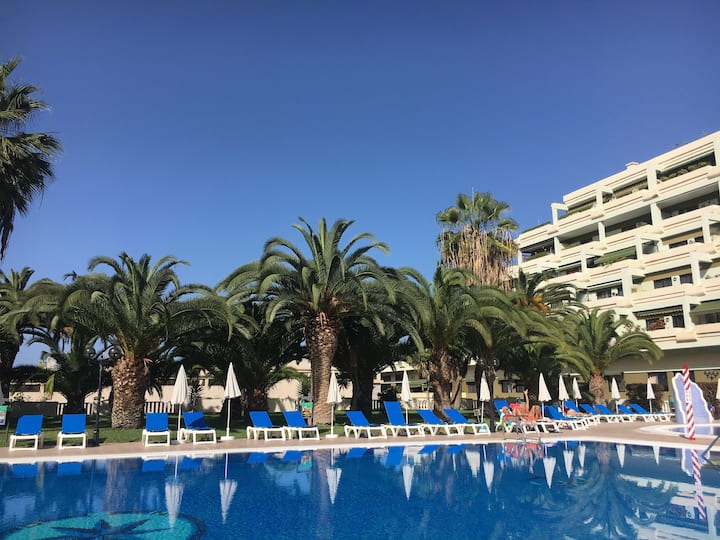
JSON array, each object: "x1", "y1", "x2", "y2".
[{"x1": 1, "y1": 420, "x2": 716, "y2": 464}]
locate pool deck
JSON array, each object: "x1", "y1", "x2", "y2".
[{"x1": 1, "y1": 420, "x2": 717, "y2": 464}]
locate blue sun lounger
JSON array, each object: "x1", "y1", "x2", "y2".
[
  {"x1": 443, "y1": 408, "x2": 490, "y2": 435},
  {"x1": 629, "y1": 403, "x2": 672, "y2": 421},
  {"x1": 594, "y1": 403, "x2": 633, "y2": 422},
  {"x1": 416, "y1": 409, "x2": 464, "y2": 436},
  {"x1": 181, "y1": 411, "x2": 217, "y2": 444},
  {"x1": 384, "y1": 401, "x2": 425, "y2": 437},
  {"x1": 563, "y1": 401, "x2": 600, "y2": 425},
  {"x1": 58, "y1": 413, "x2": 87, "y2": 449},
  {"x1": 545, "y1": 406, "x2": 588, "y2": 430},
  {"x1": 9, "y1": 415, "x2": 44, "y2": 451},
  {"x1": 580, "y1": 403, "x2": 621, "y2": 423},
  {"x1": 248, "y1": 411, "x2": 286, "y2": 441},
  {"x1": 344, "y1": 411, "x2": 387, "y2": 439},
  {"x1": 143, "y1": 413, "x2": 171, "y2": 446},
  {"x1": 282, "y1": 410, "x2": 320, "y2": 440}
]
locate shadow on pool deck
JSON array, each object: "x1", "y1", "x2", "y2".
[{"x1": 0, "y1": 420, "x2": 714, "y2": 464}]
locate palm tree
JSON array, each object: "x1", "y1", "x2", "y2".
[
  {"x1": 258, "y1": 217, "x2": 394, "y2": 424},
  {"x1": 404, "y1": 265, "x2": 515, "y2": 413},
  {"x1": 0, "y1": 57, "x2": 62, "y2": 258},
  {"x1": 556, "y1": 308, "x2": 662, "y2": 403},
  {"x1": 27, "y1": 327, "x2": 106, "y2": 413},
  {"x1": 60, "y1": 253, "x2": 233, "y2": 428},
  {"x1": 0, "y1": 267, "x2": 61, "y2": 395},
  {"x1": 437, "y1": 192, "x2": 518, "y2": 287},
  {"x1": 511, "y1": 268, "x2": 576, "y2": 313}
]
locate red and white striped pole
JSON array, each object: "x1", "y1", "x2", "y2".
[
  {"x1": 682, "y1": 365, "x2": 696, "y2": 441},
  {"x1": 691, "y1": 449, "x2": 707, "y2": 524}
]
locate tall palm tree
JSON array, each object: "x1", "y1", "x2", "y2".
[
  {"x1": 556, "y1": 308, "x2": 662, "y2": 403},
  {"x1": 437, "y1": 192, "x2": 518, "y2": 287},
  {"x1": 258, "y1": 217, "x2": 394, "y2": 424},
  {"x1": 404, "y1": 265, "x2": 515, "y2": 413},
  {"x1": 60, "y1": 253, "x2": 233, "y2": 428},
  {"x1": 0, "y1": 57, "x2": 62, "y2": 258},
  {"x1": 0, "y1": 267, "x2": 61, "y2": 395}
]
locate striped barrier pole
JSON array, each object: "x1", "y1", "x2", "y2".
[
  {"x1": 691, "y1": 449, "x2": 707, "y2": 525},
  {"x1": 682, "y1": 365, "x2": 696, "y2": 441}
]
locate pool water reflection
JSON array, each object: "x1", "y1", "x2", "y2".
[{"x1": 0, "y1": 441, "x2": 717, "y2": 539}]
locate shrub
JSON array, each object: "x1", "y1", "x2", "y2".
[{"x1": 624, "y1": 383, "x2": 662, "y2": 411}]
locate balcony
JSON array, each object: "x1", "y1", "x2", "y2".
[
  {"x1": 657, "y1": 166, "x2": 718, "y2": 201},
  {"x1": 640, "y1": 243, "x2": 714, "y2": 274},
  {"x1": 701, "y1": 276, "x2": 720, "y2": 295},
  {"x1": 631, "y1": 284, "x2": 702, "y2": 308},
  {"x1": 584, "y1": 295, "x2": 633, "y2": 310},
  {"x1": 660, "y1": 205, "x2": 720, "y2": 237},
  {"x1": 517, "y1": 223, "x2": 557, "y2": 247},
  {"x1": 694, "y1": 322, "x2": 720, "y2": 342},
  {"x1": 601, "y1": 190, "x2": 649, "y2": 219}
]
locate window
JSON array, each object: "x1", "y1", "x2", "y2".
[
  {"x1": 654, "y1": 278, "x2": 672, "y2": 289},
  {"x1": 672, "y1": 314, "x2": 686, "y2": 328},
  {"x1": 500, "y1": 380, "x2": 515, "y2": 393},
  {"x1": 646, "y1": 317, "x2": 666, "y2": 331},
  {"x1": 596, "y1": 288, "x2": 612, "y2": 299},
  {"x1": 648, "y1": 372, "x2": 668, "y2": 391},
  {"x1": 680, "y1": 273, "x2": 693, "y2": 284}
]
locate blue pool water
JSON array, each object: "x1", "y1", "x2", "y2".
[{"x1": 0, "y1": 441, "x2": 717, "y2": 539}]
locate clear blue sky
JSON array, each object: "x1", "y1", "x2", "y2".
[{"x1": 4, "y1": 1, "x2": 720, "y2": 292}]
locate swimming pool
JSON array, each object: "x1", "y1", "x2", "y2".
[{"x1": 0, "y1": 441, "x2": 717, "y2": 539}]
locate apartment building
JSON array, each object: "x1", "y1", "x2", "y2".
[{"x1": 515, "y1": 131, "x2": 720, "y2": 396}]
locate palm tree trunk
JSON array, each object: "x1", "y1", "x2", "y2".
[
  {"x1": 349, "y1": 355, "x2": 375, "y2": 419},
  {"x1": 589, "y1": 372, "x2": 605, "y2": 404},
  {"x1": 429, "y1": 349, "x2": 454, "y2": 413},
  {"x1": 0, "y1": 341, "x2": 19, "y2": 397},
  {"x1": 305, "y1": 313, "x2": 340, "y2": 424},
  {"x1": 110, "y1": 353, "x2": 148, "y2": 429}
]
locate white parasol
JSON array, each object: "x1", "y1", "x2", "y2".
[
  {"x1": 716, "y1": 379, "x2": 720, "y2": 402},
  {"x1": 558, "y1": 374, "x2": 570, "y2": 402},
  {"x1": 219, "y1": 453, "x2": 237, "y2": 523},
  {"x1": 577, "y1": 443, "x2": 586, "y2": 477},
  {"x1": 538, "y1": 373, "x2": 552, "y2": 415},
  {"x1": 610, "y1": 378, "x2": 621, "y2": 413},
  {"x1": 326, "y1": 447, "x2": 342, "y2": 505},
  {"x1": 400, "y1": 370, "x2": 412, "y2": 423},
  {"x1": 653, "y1": 444, "x2": 660, "y2": 465},
  {"x1": 170, "y1": 365, "x2": 190, "y2": 439},
  {"x1": 222, "y1": 363, "x2": 241, "y2": 441},
  {"x1": 563, "y1": 449, "x2": 574, "y2": 479},
  {"x1": 616, "y1": 444, "x2": 626, "y2": 468},
  {"x1": 326, "y1": 467, "x2": 342, "y2": 505},
  {"x1": 478, "y1": 372, "x2": 491, "y2": 422},
  {"x1": 0, "y1": 384, "x2": 5, "y2": 404},
  {"x1": 165, "y1": 455, "x2": 184, "y2": 528},
  {"x1": 543, "y1": 455, "x2": 556, "y2": 488},
  {"x1": 483, "y1": 460, "x2": 495, "y2": 491},
  {"x1": 326, "y1": 371, "x2": 342, "y2": 438},
  {"x1": 646, "y1": 377, "x2": 656, "y2": 414},
  {"x1": 572, "y1": 377, "x2": 582, "y2": 406},
  {"x1": 465, "y1": 449, "x2": 480, "y2": 478},
  {"x1": 402, "y1": 463, "x2": 414, "y2": 500}
]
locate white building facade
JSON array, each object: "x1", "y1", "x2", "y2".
[{"x1": 515, "y1": 131, "x2": 720, "y2": 394}]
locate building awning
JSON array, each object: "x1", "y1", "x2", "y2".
[
  {"x1": 634, "y1": 306, "x2": 683, "y2": 319},
  {"x1": 691, "y1": 300, "x2": 720, "y2": 315},
  {"x1": 594, "y1": 246, "x2": 636, "y2": 264}
]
